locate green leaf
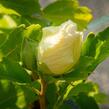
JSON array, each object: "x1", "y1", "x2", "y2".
[
  {"x1": 94, "y1": 93, "x2": 109, "y2": 104},
  {"x1": 43, "y1": 0, "x2": 92, "y2": 30},
  {"x1": 59, "y1": 102, "x2": 72, "y2": 109},
  {"x1": 67, "y1": 82, "x2": 96, "y2": 98},
  {"x1": 95, "y1": 27, "x2": 109, "y2": 63},
  {"x1": 0, "y1": 25, "x2": 25, "y2": 62},
  {"x1": 46, "y1": 83, "x2": 58, "y2": 109},
  {"x1": 43, "y1": 75, "x2": 56, "y2": 84},
  {"x1": 21, "y1": 38, "x2": 38, "y2": 71},
  {"x1": 81, "y1": 27, "x2": 109, "y2": 66},
  {"x1": 0, "y1": 4, "x2": 20, "y2": 16},
  {"x1": 0, "y1": 14, "x2": 17, "y2": 29},
  {"x1": 81, "y1": 32, "x2": 97, "y2": 57},
  {"x1": 0, "y1": 0, "x2": 41, "y2": 16},
  {"x1": 0, "y1": 0, "x2": 50, "y2": 27},
  {"x1": 25, "y1": 15, "x2": 51, "y2": 27},
  {"x1": 21, "y1": 24, "x2": 42, "y2": 71},
  {"x1": 75, "y1": 93, "x2": 99, "y2": 109},
  {"x1": 23, "y1": 24, "x2": 42, "y2": 41},
  {"x1": 0, "y1": 58, "x2": 31, "y2": 83},
  {"x1": 0, "y1": 79, "x2": 36, "y2": 109},
  {"x1": 31, "y1": 80, "x2": 40, "y2": 90},
  {"x1": 0, "y1": 79, "x2": 19, "y2": 109},
  {"x1": 0, "y1": 33, "x2": 8, "y2": 46},
  {"x1": 16, "y1": 85, "x2": 37, "y2": 108},
  {"x1": 53, "y1": 81, "x2": 69, "y2": 109},
  {"x1": 59, "y1": 99, "x2": 80, "y2": 109},
  {"x1": 61, "y1": 56, "x2": 95, "y2": 81},
  {"x1": 82, "y1": 27, "x2": 109, "y2": 63},
  {"x1": 57, "y1": 81, "x2": 69, "y2": 96}
]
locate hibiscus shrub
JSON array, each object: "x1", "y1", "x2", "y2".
[{"x1": 0, "y1": 0, "x2": 109, "y2": 109}]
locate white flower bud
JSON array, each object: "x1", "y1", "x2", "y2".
[{"x1": 38, "y1": 20, "x2": 83, "y2": 75}]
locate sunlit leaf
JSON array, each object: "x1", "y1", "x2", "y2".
[
  {"x1": 0, "y1": 4, "x2": 20, "y2": 16},
  {"x1": 0, "y1": 14, "x2": 17, "y2": 29},
  {"x1": 67, "y1": 82, "x2": 96, "y2": 98}
]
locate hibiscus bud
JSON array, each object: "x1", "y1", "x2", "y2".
[{"x1": 38, "y1": 20, "x2": 83, "y2": 75}]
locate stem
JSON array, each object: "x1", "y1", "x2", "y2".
[{"x1": 39, "y1": 77, "x2": 47, "y2": 109}]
